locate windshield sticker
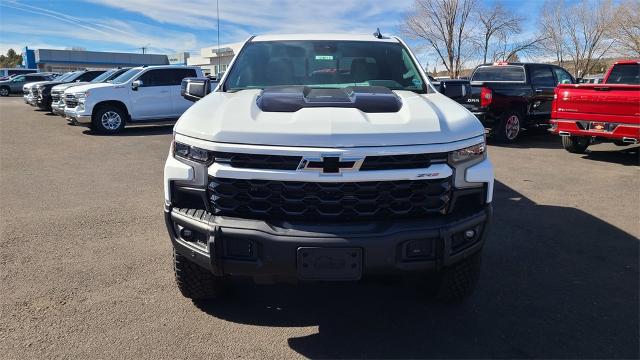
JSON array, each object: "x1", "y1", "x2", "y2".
[{"x1": 315, "y1": 55, "x2": 334, "y2": 60}]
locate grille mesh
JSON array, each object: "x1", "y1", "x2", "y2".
[
  {"x1": 208, "y1": 177, "x2": 451, "y2": 221},
  {"x1": 65, "y1": 94, "x2": 78, "y2": 108},
  {"x1": 360, "y1": 153, "x2": 447, "y2": 170}
]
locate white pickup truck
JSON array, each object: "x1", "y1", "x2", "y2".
[
  {"x1": 50, "y1": 68, "x2": 130, "y2": 116},
  {"x1": 64, "y1": 65, "x2": 202, "y2": 133},
  {"x1": 164, "y1": 33, "x2": 494, "y2": 303}
]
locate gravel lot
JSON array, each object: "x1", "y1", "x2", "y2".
[{"x1": 1, "y1": 95, "x2": 638, "y2": 359}]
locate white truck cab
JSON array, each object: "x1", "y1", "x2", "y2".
[
  {"x1": 64, "y1": 65, "x2": 202, "y2": 133},
  {"x1": 164, "y1": 34, "x2": 494, "y2": 303}
]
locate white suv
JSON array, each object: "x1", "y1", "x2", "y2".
[
  {"x1": 64, "y1": 65, "x2": 202, "y2": 133},
  {"x1": 164, "y1": 34, "x2": 494, "y2": 303}
]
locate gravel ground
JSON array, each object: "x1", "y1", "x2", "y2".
[{"x1": 1, "y1": 96, "x2": 638, "y2": 359}]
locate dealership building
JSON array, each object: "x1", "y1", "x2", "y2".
[
  {"x1": 21, "y1": 47, "x2": 176, "y2": 72},
  {"x1": 187, "y1": 42, "x2": 243, "y2": 76}
]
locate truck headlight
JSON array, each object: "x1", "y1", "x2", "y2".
[
  {"x1": 449, "y1": 141, "x2": 485, "y2": 165},
  {"x1": 448, "y1": 140, "x2": 486, "y2": 188},
  {"x1": 173, "y1": 141, "x2": 213, "y2": 164},
  {"x1": 76, "y1": 91, "x2": 88, "y2": 103}
]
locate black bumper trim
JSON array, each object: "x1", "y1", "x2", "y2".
[{"x1": 165, "y1": 204, "x2": 492, "y2": 280}]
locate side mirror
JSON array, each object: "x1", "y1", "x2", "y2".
[
  {"x1": 132, "y1": 80, "x2": 143, "y2": 90},
  {"x1": 181, "y1": 77, "x2": 211, "y2": 102}
]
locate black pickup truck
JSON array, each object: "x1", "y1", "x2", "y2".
[
  {"x1": 33, "y1": 70, "x2": 105, "y2": 111},
  {"x1": 435, "y1": 62, "x2": 575, "y2": 142}
]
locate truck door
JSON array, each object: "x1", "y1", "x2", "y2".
[
  {"x1": 129, "y1": 69, "x2": 174, "y2": 120},
  {"x1": 529, "y1": 65, "x2": 556, "y2": 122},
  {"x1": 168, "y1": 68, "x2": 198, "y2": 117}
]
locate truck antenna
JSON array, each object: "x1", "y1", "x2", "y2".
[{"x1": 216, "y1": 0, "x2": 221, "y2": 78}]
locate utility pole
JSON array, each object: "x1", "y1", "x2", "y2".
[{"x1": 139, "y1": 43, "x2": 150, "y2": 54}]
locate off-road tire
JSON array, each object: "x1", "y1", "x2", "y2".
[
  {"x1": 562, "y1": 135, "x2": 590, "y2": 154},
  {"x1": 433, "y1": 251, "x2": 482, "y2": 303},
  {"x1": 0, "y1": 86, "x2": 9, "y2": 97},
  {"x1": 173, "y1": 248, "x2": 224, "y2": 300},
  {"x1": 494, "y1": 112, "x2": 523, "y2": 143},
  {"x1": 92, "y1": 105, "x2": 126, "y2": 134}
]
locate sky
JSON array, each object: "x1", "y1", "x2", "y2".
[{"x1": 0, "y1": 0, "x2": 547, "y2": 68}]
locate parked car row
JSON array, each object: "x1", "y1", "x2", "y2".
[
  {"x1": 435, "y1": 60, "x2": 639, "y2": 149},
  {"x1": 19, "y1": 65, "x2": 203, "y2": 133},
  {"x1": 0, "y1": 72, "x2": 58, "y2": 96}
]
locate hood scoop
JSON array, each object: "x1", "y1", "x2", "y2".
[{"x1": 256, "y1": 85, "x2": 402, "y2": 113}]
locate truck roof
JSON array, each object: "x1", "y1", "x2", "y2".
[
  {"x1": 612, "y1": 59, "x2": 640, "y2": 65},
  {"x1": 251, "y1": 33, "x2": 399, "y2": 43},
  {"x1": 477, "y1": 62, "x2": 562, "y2": 67},
  {"x1": 130, "y1": 65, "x2": 200, "y2": 71}
]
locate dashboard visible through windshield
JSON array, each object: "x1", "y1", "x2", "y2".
[{"x1": 223, "y1": 40, "x2": 429, "y2": 93}]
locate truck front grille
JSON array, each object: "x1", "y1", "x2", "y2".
[
  {"x1": 51, "y1": 91, "x2": 61, "y2": 101},
  {"x1": 208, "y1": 177, "x2": 451, "y2": 221},
  {"x1": 201, "y1": 152, "x2": 447, "y2": 171},
  {"x1": 65, "y1": 94, "x2": 78, "y2": 108}
]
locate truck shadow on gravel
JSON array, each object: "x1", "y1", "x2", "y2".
[
  {"x1": 81, "y1": 125, "x2": 174, "y2": 137},
  {"x1": 195, "y1": 181, "x2": 639, "y2": 359},
  {"x1": 580, "y1": 146, "x2": 640, "y2": 166},
  {"x1": 487, "y1": 130, "x2": 563, "y2": 149}
]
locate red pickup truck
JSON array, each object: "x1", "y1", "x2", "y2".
[{"x1": 550, "y1": 60, "x2": 640, "y2": 153}]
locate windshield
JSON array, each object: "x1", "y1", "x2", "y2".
[
  {"x1": 111, "y1": 68, "x2": 143, "y2": 84},
  {"x1": 606, "y1": 64, "x2": 639, "y2": 85},
  {"x1": 53, "y1": 72, "x2": 74, "y2": 82},
  {"x1": 472, "y1": 65, "x2": 525, "y2": 82},
  {"x1": 90, "y1": 69, "x2": 117, "y2": 83},
  {"x1": 60, "y1": 71, "x2": 82, "y2": 82},
  {"x1": 224, "y1": 40, "x2": 427, "y2": 92}
]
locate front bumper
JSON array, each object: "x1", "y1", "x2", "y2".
[
  {"x1": 65, "y1": 107, "x2": 92, "y2": 126},
  {"x1": 165, "y1": 204, "x2": 492, "y2": 281},
  {"x1": 51, "y1": 100, "x2": 66, "y2": 116}
]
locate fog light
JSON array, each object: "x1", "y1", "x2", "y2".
[
  {"x1": 464, "y1": 229, "x2": 476, "y2": 239},
  {"x1": 180, "y1": 228, "x2": 194, "y2": 241}
]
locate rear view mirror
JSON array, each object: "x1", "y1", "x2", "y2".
[
  {"x1": 181, "y1": 77, "x2": 211, "y2": 102},
  {"x1": 131, "y1": 80, "x2": 143, "y2": 90}
]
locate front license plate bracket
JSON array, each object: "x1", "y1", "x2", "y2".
[{"x1": 297, "y1": 247, "x2": 362, "y2": 281}]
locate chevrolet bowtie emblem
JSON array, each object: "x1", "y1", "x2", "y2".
[{"x1": 299, "y1": 156, "x2": 360, "y2": 174}]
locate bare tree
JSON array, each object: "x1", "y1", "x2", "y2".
[
  {"x1": 564, "y1": 0, "x2": 615, "y2": 77},
  {"x1": 539, "y1": 0, "x2": 567, "y2": 67},
  {"x1": 611, "y1": 0, "x2": 640, "y2": 56},
  {"x1": 402, "y1": 0, "x2": 477, "y2": 78},
  {"x1": 477, "y1": 1, "x2": 522, "y2": 64},
  {"x1": 492, "y1": 34, "x2": 546, "y2": 62}
]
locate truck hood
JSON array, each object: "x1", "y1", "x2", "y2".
[
  {"x1": 64, "y1": 82, "x2": 115, "y2": 94},
  {"x1": 52, "y1": 82, "x2": 91, "y2": 92},
  {"x1": 174, "y1": 89, "x2": 484, "y2": 147},
  {"x1": 23, "y1": 81, "x2": 49, "y2": 90}
]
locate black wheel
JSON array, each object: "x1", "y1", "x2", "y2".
[
  {"x1": 92, "y1": 106, "x2": 126, "y2": 134},
  {"x1": 561, "y1": 136, "x2": 590, "y2": 153},
  {"x1": 173, "y1": 248, "x2": 225, "y2": 300},
  {"x1": 494, "y1": 112, "x2": 522, "y2": 143},
  {"x1": 431, "y1": 251, "x2": 482, "y2": 303},
  {"x1": 0, "y1": 86, "x2": 9, "y2": 97}
]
